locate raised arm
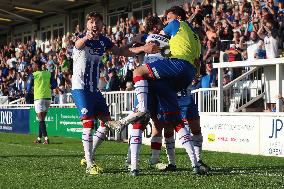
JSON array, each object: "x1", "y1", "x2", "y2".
[
  {"x1": 75, "y1": 31, "x2": 93, "y2": 49},
  {"x1": 109, "y1": 43, "x2": 160, "y2": 57}
]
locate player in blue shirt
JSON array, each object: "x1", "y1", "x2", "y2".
[{"x1": 72, "y1": 12, "x2": 159, "y2": 175}]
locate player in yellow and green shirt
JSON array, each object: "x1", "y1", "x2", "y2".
[
  {"x1": 30, "y1": 61, "x2": 53, "y2": 144},
  {"x1": 110, "y1": 6, "x2": 203, "y2": 175}
]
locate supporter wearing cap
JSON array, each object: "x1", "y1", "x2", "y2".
[{"x1": 107, "y1": 68, "x2": 120, "y2": 91}]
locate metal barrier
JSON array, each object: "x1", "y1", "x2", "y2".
[
  {"x1": 0, "y1": 91, "x2": 136, "y2": 141},
  {"x1": 191, "y1": 88, "x2": 218, "y2": 112},
  {"x1": 214, "y1": 58, "x2": 284, "y2": 112},
  {"x1": 0, "y1": 96, "x2": 8, "y2": 105}
]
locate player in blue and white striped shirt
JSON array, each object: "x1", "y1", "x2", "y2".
[{"x1": 72, "y1": 11, "x2": 160, "y2": 175}]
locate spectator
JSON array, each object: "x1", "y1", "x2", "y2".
[
  {"x1": 200, "y1": 63, "x2": 217, "y2": 88},
  {"x1": 18, "y1": 56, "x2": 28, "y2": 72},
  {"x1": 47, "y1": 55, "x2": 55, "y2": 72},
  {"x1": 257, "y1": 18, "x2": 279, "y2": 58},
  {"x1": 59, "y1": 54, "x2": 70, "y2": 74},
  {"x1": 255, "y1": 40, "x2": 267, "y2": 59},
  {"x1": 107, "y1": 68, "x2": 120, "y2": 91},
  {"x1": 58, "y1": 84, "x2": 67, "y2": 104},
  {"x1": 1, "y1": 1, "x2": 284, "y2": 104},
  {"x1": 240, "y1": 31, "x2": 260, "y2": 60}
]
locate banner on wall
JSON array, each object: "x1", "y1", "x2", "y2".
[
  {"x1": 201, "y1": 115, "x2": 260, "y2": 155},
  {"x1": 0, "y1": 109, "x2": 29, "y2": 134},
  {"x1": 259, "y1": 117, "x2": 284, "y2": 157},
  {"x1": 29, "y1": 108, "x2": 83, "y2": 139}
]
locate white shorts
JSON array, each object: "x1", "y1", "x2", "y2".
[{"x1": 34, "y1": 99, "x2": 51, "y2": 113}]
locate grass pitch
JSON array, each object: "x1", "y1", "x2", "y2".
[{"x1": 0, "y1": 133, "x2": 283, "y2": 189}]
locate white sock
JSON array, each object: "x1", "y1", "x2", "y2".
[
  {"x1": 134, "y1": 78, "x2": 148, "y2": 112},
  {"x1": 150, "y1": 136, "x2": 162, "y2": 164},
  {"x1": 82, "y1": 128, "x2": 93, "y2": 168},
  {"x1": 44, "y1": 136, "x2": 48, "y2": 140},
  {"x1": 92, "y1": 126, "x2": 106, "y2": 160},
  {"x1": 191, "y1": 134, "x2": 203, "y2": 162},
  {"x1": 129, "y1": 128, "x2": 143, "y2": 171},
  {"x1": 176, "y1": 126, "x2": 198, "y2": 167},
  {"x1": 164, "y1": 135, "x2": 176, "y2": 165},
  {"x1": 37, "y1": 137, "x2": 41, "y2": 141}
]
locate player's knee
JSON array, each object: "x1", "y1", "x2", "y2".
[
  {"x1": 174, "y1": 122, "x2": 185, "y2": 132},
  {"x1": 82, "y1": 120, "x2": 94, "y2": 129},
  {"x1": 152, "y1": 128, "x2": 162, "y2": 137},
  {"x1": 188, "y1": 117, "x2": 201, "y2": 135},
  {"x1": 134, "y1": 116, "x2": 150, "y2": 127},
  {"x1": 152, "y1": 120, "x2": 163, "y2": 136},
  {"x1": 133, "y1": 65, "x2": 150, "y2": 78},
  {"x1": 164, "y1": 131, "x2": 174, "y2": 138}
]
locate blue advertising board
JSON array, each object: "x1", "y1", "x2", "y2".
[{"x1": 0, "y1": 109, "x2": 30, "y2": 134}]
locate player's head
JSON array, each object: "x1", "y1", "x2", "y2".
[
  {"x1": 145, "y1": 16, "x2": 164, "y2": 34},
  {"x1": 32, "y1": 60, "x2": 42, "y2": 72},
  {"x1": 166, "y1": 6, "x2": 187, "y2": 23},
  {"x1": 85, "y1": 12, "x2": 104, "y2": 37}
]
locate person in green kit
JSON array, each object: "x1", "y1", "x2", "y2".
[{"x1": 30, "y1": 61, "x2": 53, "y2": 144}]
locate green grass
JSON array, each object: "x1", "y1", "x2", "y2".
[{"x1": 0, "y1": 133, "x2": 283, "y2": 189}]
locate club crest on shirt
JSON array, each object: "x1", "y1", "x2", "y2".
[
  {"x1": 81, "y1": 108, "x2": 88, "y2": 115},
  {"x1": 89, "y1": 48, "x2": 100, "y2": 55}
]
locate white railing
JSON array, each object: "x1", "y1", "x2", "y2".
[
  {"x1": 102, "y1": 91, "x2": 136, "y2": 119},
  {"x1": 223, "y1": 67, "x2": 265, "y2": 112},
  {"x1": 2, "y1": 91, "x2": 136, "y2": 118},
  {"x1": 9, "y1": 97, "x2": 26, "y2": 104},
  {"x1": 0, "y1": 91, "x2": 136, "y2": 141},
  {"x1": 214, "y1": 58, "x2": 284, "y2": 112},
  {"x1": 0, "y1": 96, "x2": 8, "y2": 105},
  {"x1": 191, "y1": 88, "x2": 218, "y2": 112}
]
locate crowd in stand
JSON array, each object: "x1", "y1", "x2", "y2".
[{"x1": 0, "y1": 0, "x2": 283, "y2": 103}]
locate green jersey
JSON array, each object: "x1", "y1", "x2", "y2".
[{"x1": 33, "y1": 71, "x2": 51, "y2": 100}]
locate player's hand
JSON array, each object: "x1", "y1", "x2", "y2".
[
  {"x1": 84, "y1": 30, "x2": 94, "y2": 40},
  {"x1": 143, "y1": 43, "x2": 160, "y2": 53}
]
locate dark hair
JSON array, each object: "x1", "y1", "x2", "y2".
[
  {"x1": 166, "y1": 6, "x2": 187, "y2": 21},
  {"x1": 145, "y1": 16, "x2": 163, "y2": 33},
  {"x1": 86, "y1": 12, "x2": 103, "y2": 22},
  {"x1": 34, "y1": 60, "x2": 43, "y2": 71}
]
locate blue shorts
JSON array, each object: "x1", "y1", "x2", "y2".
[
  {"x1": 178, "y1": 95, "x2": 199, "y2": 120},
  {"x1": 71, "y1": 89, "x2": 109, "y2": 120},
  {"x1": 133, "y1": 79, "x2": 182, "y2": 123},
  {"x1": 146, "y1": 58, "x2": 196, "y2": 91}
]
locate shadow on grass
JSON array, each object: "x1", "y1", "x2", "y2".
[
  {"x1": 208, "y1": 165, "x2": 284, "y2": 176},
  {"x1": 102, "y1": 165, "x2": 284, "y2": 177},
  {"x1": 0, "y1": 154, "x2": 83, "y2": 158}
]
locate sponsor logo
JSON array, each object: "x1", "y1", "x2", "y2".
[
  {"x1": 151, "y1": 67, "x2": 160, "y2": 79},
  {"x1": 150, "y1": 34, "x2": 169, "y2": 43},
  {"x1": 268, "y1": 141, "x2": 283, "y2": 156},
  {"x1": 269, "y1": 119, "x2": 283, "y2": 139},
  {"x1": 134, "y1": 137, "x2": 141, "y2": 143},
  {"x1": 157, "y1": 114, "x2": 161, "y2": 120},
  {"x1": 203, "y1": 123, "x2": 255, "y2": 131},
  {"x1": 0, "y1": 111, "x2": 12, "y2": 125},
  {"x1": 208, "y1": 134, "x2": 215, "y2": 142},
  {"x1": 89, "y1": 48, "x2": 100, "y2": 55},
  {"x1": 184, "y1": 135, "x2": 190, "y2": 140},
  {"x1": 81, "y1": 108, "x2": 88, "y2": 115}
]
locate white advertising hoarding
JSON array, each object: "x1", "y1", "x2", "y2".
[
  {"x1": 201, "y1": 115, "x2": 260, "y2": 155},
  {"x1": 137, "y1": 113, "x2": 284, "y2": 158},
  {"x1": 259, "y1": 117, "x2": 284, "y2": 157}
]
